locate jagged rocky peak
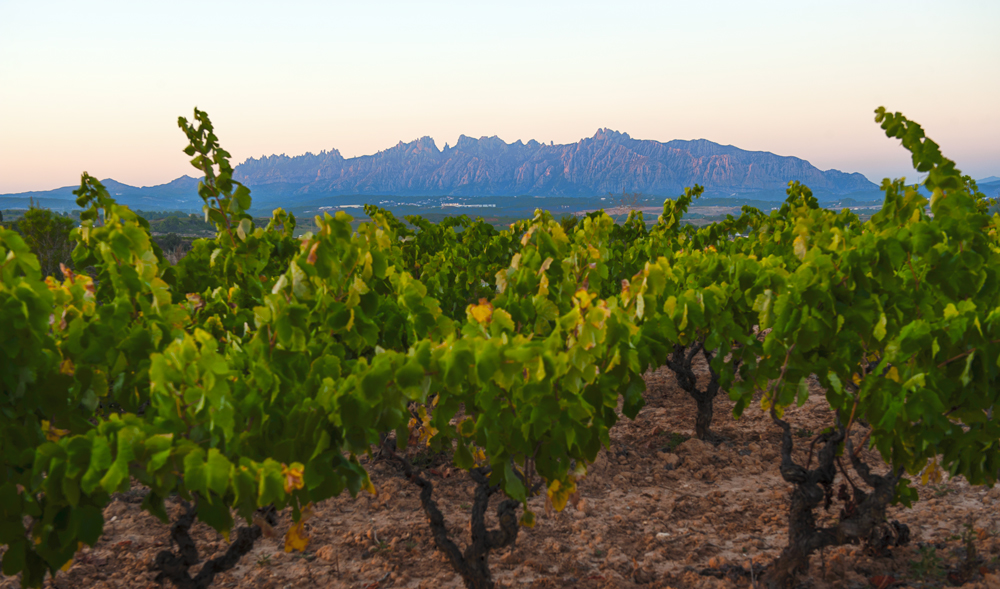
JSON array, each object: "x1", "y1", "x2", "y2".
[
  {"x1": 390, "y1": 136, "x2": 440, "y2": 155},
  {"x1": 242, "y1": 148, "x2": 344, "y2": 165},
  {"x1": 453, "y1": 134, "x2": 512, "y2": 155},
  {"x1": 230, "y1": 128, "x2": 878, "y2": 197},
  {"x1": 454, "y1": 134, "x2": 478, "y2": 149},
  {"x1": 591, "y1": 128, "x2": 631, "y2": 142},
  {"x1": 663, "y1": 138, "x2": 751, "y2": 157}
]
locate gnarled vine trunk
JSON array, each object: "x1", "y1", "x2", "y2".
[
  {"x1": 763, "y1": 418, "x2": 909, "y2": 588},
  {"x1": 388, "y1": 445, "x2": 520, "y2": 589},
  {"x1": 154, "y1": 498, "x2": 277, "y2": 589},
  {"x1": 665, "y1": 342, "x2": 737, "y2": 441}
]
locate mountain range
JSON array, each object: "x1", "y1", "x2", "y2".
[
  {"x1": 233, "y1": 129, "x2": 876, "y2": 202},
  {"x1": 6, "y1": 129, "x2": 996, "y2": 213}
]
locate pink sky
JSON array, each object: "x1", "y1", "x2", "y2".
[{"x1": 2, "y1": 0, "x2": 997, "y2": 194}]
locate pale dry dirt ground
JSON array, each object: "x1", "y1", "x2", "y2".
[{"x1": 5, "y1": 358, "x2": 1000, "y2": 589}]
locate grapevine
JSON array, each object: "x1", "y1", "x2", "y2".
[{"x1": 1, "y1": 107, "x2": 997, "y2": 589}]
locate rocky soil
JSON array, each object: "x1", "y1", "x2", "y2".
[{"x1": 5, "y1": 359, "x2": 1000, "y2": 589}]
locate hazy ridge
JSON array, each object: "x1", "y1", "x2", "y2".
[
  {"x1": 234, "y1": 129, "x2": 876, "y2": 201},
  {"x1": 7, "y1": 129, "x2": 997, "y2": 214}
]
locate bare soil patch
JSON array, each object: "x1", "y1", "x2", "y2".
[{"x1": 7, "y1": 359, "x2": 1000, "y2": 589}]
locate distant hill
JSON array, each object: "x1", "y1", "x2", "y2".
[
  {"x1": 234, "y1": 129, "x2": 878, "y2": 203},
  {"x1": 979, "y1": 178, "x2": 1000, "y2": 197},
  {"x1": 0, "y1": 176, "x2": 202, "y2": 212},
  {"x1": 2, "y1": 130, "x2": 884, "y2": 212}
]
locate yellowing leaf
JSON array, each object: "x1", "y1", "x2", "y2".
[
  {"x1": 520, "y1": 228, "x2": 535, "y2": 247},
  {"x1": 759, "y1": 395, "x2": 784, "y2": 418},
  {"x1": 886, "y1": 367, "x2": 900, "y2": 383},
  {"x1": 495, "y1": 270, "x2": 508, "y2": 293},
  {"x1": 547, "y1": 477, "x2": 577, "y2": 512},
  {"x1": 418, "y1": 422, "x2": 439, "y2": 444},
  {"x1": 664, "y1": 296, "x2": 677, "y2": 317},
  {"x1": 574, "y1": 289, "x2": 595, "y2": 310},
  {"x1": 793, "y1": 235, "x2": 807, "y2": 261},
  {"x1": 468, "y1": 299, "x2": 493, "y2": 324},
  {"x1": 41, "y1": 420, "x2": 70, "y2": 442},
  {"x1": 281, "y1": 463, "x2": 305, "y2": 494},
  {"x1": 519, "y1": 509, "x2": 536, "y2": 528},
  {"x1": 536, "y1": 256, "x2": 554, "y2": 276},
  {"x1": 59, "y1": 263, "x2": 75, "y2": 283},
  {"x1": 186, "y1": 292, "x2": 205, "y2": 311},
  {"x1": 921, "y1": 460, "x2": 943, "y2": 486},
  {"x1": 59, "y1": 358, "x2": 75, "y2": 376},
  {"x1": 537, "y1": 273, "x2": 549, "y2": 296},
  {"x1": 284, "y1": 521, "x2": 310, "y2": 553},
  {"x1": 510, "y1": 252, "x2": 522, "y2": 270},
  {"x1": 416, "y1": 406, "x2": 439, "y2": 444},
  {"x1": 362, "y1": 474, "x2": 377, "y2": 496}
]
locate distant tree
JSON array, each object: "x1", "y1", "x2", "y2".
[
  {"x1": 611, "y1": 191, "x2": 643, "y2": 223},
  {"x1": 155, "y1": 232, "x2": 183, "y2": 252},
  {"x1": 160, "y1": 215, "x2": 183, "y2": 232},
  {"x1": 0, "y1": 210, "x2": 4, "y2": 222},
  {"x1": 558, "y1": 214, "x2": 579, "y2": 234},
  {"x1": 617, "y1": 191, "x2": 640, "y2": 211},
  {"x1": 16, "y1": 206, "x2": 76, "y2": 279}
]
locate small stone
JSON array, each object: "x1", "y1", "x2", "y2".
[{"x1": 315, "y1": 545, "x2": 336, "y2": 562}]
